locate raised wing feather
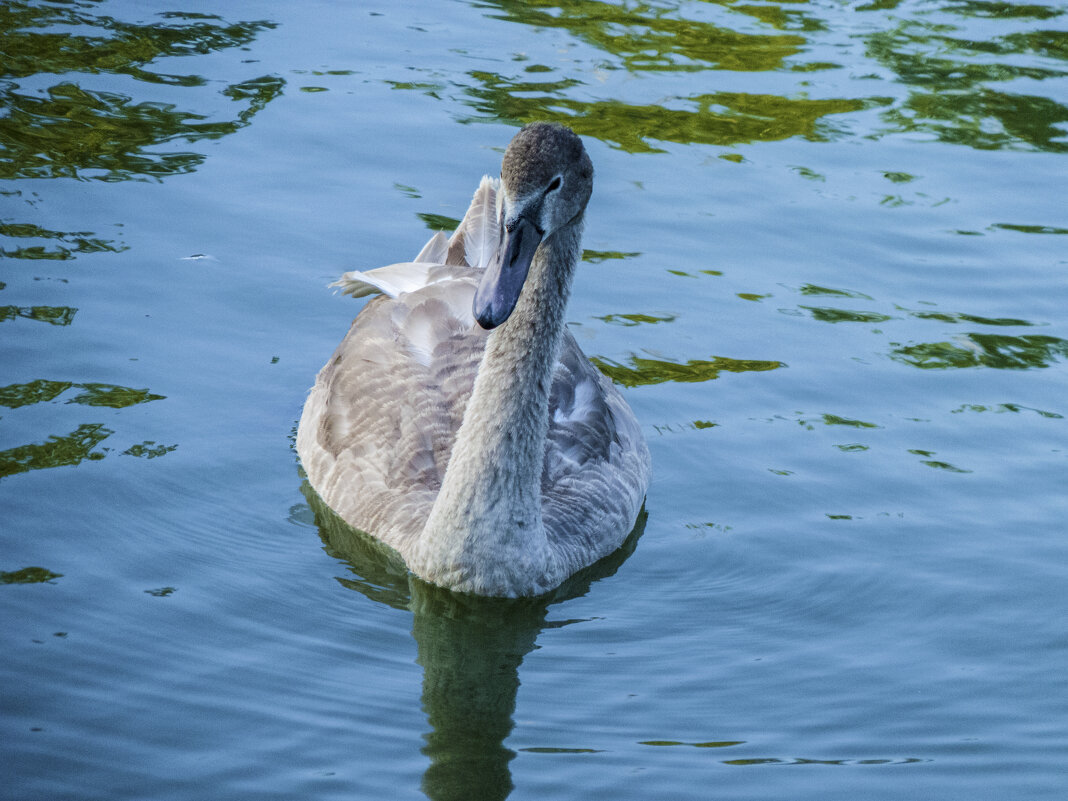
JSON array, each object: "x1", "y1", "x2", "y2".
[
  {"x1": 415, "y1": 230, "x2": 449, "y2": 264},
  {"x1": 330, "y1": 178, "x2": 501, "y2": 299},
  {"x1": 332, "y1": 262, "x2": 444, "y2": 298},
  {"x1": 456, "y1": 176, "x2": 502, "y2": 271}
]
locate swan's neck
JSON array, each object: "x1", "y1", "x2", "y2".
[{"x1": 415, "y1": 218, "x2": 583, "y2": 595}]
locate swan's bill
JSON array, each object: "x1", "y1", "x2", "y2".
[{"x1": 473, "y1": 216, "x2": 542, "y2": 330}]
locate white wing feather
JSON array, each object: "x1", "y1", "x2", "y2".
[
  {"x1": 331, "y1": 262, "x2": 445, "y2": 298},
  {"x1": 414, "y1": 230, "x2": 449, "y2": 264},
  {"x1": 457, "y1": 176, "x2": 501, "y2": 271},
  {"x1": 329, "y1": 176, "x2": 501, "y2": 299}
]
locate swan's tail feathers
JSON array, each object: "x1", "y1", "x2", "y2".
[
  {"x1": 332, "y1": 262, "x2": 444, "y2": 298},
  {"x1": 448, "y1": 175, "x2": 502, "y2": 272}
]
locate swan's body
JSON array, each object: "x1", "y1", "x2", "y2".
[{"x1": 297, "y1": 123, "x2": 650, "y2": 597}]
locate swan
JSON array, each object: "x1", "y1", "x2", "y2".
[{"x1": 297, "y1": 123, "x2": 651, "y2": 597}]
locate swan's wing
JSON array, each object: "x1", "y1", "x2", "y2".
[
  {"x1": 332, "y1": 261, "x2": 448, "y2": 298},
  {"x1": 415, "y1": 230, "x2": 449, "y2": 264},
  {"x1": 545, "y1": 335, "x2": 618, "y2": 468},
  {"x1": 542, "y1": 332, "x2": 651, "y2": 558},
  {"x1": 331, "y1": 177, "x2": 501, "y2": 299},
  {"x1": 449, "y1": 175, "x2": 501, "y2": 272}
]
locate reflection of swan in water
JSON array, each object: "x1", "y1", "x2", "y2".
[
  {"x1": 303, "y1": 481, "x2": 645, "y2": 801},
  {"x1": 297, "y1": 123, "x2": 650, "y2": 597}
]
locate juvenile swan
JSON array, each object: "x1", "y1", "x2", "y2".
[{"x1": 297, "y1": 123, "x2": 650, "y2": 596}]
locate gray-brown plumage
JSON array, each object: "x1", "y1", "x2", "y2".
[{"x1": 297, "y1": 123, "x2": 650, "y2": 596}]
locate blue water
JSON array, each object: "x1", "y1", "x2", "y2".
[{"x1": 3, "y1": 1, "x2": 1067, "y2": 799}]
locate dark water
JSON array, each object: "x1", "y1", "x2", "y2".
[{"x1": 2, "y1": 1, "x2": 1067, "y2": 799}]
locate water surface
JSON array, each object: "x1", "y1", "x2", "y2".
[{"x1": 3, "y1": 1, "x2": 1067, "y2": 799}]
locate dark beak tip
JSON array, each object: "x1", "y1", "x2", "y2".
[{"x1": 473, "y1": 298, "x2": 503, "y2": 330}]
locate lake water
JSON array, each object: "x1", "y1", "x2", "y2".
[{"x1": 3, "y1": 1, "x2": 1067, "y2": 798}]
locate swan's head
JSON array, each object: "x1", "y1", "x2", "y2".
[{"x1": 474, "y1": 123, "x2": 594, "y2": 330}]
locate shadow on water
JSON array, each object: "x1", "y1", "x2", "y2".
[{"x1": 302, "y1": 481, "x2": 646, "y2": 801}]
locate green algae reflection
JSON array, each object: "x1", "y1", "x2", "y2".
[
  {"x1": 0, "y1": 381, "x2": 172, "y2": 478},
  {"x1": 891, "y1": 334, "x2": 1068, "y2": 370},
  {"x1": 0, "y1": 306, "x2": 77, "y2": 326},
  {"x1": 0, "y1": 380, "x2": 165, "y2": 409},
  {"x1": 462, "y1": 74, "x2": 881, "y2": 152},
  {"x1": 484, "y1": 0, "x2": 811, "y2": 73},
  {"x1": 0, "y1": 191, "x2": 128, "y2": 264},
  {"x1": 597, "y1": 312, "x2": 676, "y2": 327},
  {"x1": 412, "y1": 0, "x2": 889, "y2": 151},
  {"x1": 0, "y1": 220, "x2": 128, "y2": 261},
  {"x1": 0, "y1": 425, "x2": 177, "y2": 479},
  {"x1": 0, "y1": 423, "x2": 112, "y2": 480},
  {"x1": 801, "y1": 306, "x2": 894, "y2": 325},
  {"x1": 1, "y1": 567, "x2": 63, "y2": 585},
  {"x1": 592, "y1": 354, "x2": 783, "y2": 387},
  {"x1": 0, "y1": 77, "x2": 285, "y2": 182},
  {"x1": 463, "y1": 0, "x2": 1068, "y2": 155},
  {"x1": 866, "y1": 16, "x2": 1068, "y2": 153},
  {"x1": 383, "y1": 0, "x2": 1068, "y2": 155},
  {"x1": 66, "y1": 383, "x2": 165, "y2": 409},
  {"x1": 1, "y1": 4, "x2": 277, "y2": 83},
  {"x1": 0, "y1": 3, "x2": 284, "y2": 181},
  {"x1": 0, "y1": 379, "x2": 73, "y2": 408}
]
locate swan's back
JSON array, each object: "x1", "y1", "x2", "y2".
[
  {"x1": 297, "y1": 188, "x2": 488, "y2": 553},
  {"x1": 298, "y1": 280, "x2": 484, "y2": 554}
]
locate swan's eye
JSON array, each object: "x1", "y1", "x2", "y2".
[{"x1": 547, "y1": 176, "x2": 562, "y2": 192}]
